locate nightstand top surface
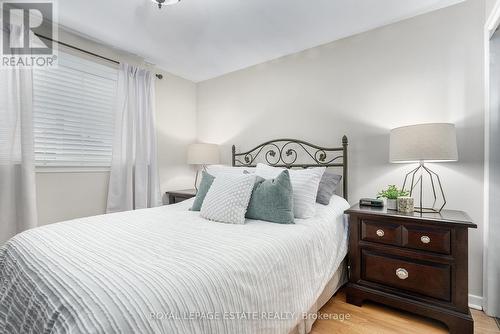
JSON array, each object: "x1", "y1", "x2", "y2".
[
  {"x1": 166, "y1": 189, "x2": 197, "y2": 196},
  {"x1": 345, "y1": 204, "x2": 477, "y2": 228}
]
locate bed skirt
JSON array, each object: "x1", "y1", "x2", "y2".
[{"x1": 289, "y1": 257, "x2": 348, "y2": 334}]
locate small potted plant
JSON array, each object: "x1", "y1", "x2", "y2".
[{"x1": 377, "y1": 185, "x2": 409, "y2": 210}]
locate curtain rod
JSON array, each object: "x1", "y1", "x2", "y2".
[{"x1": 35, "y1": 33, "x2": 164, "y2": 80}]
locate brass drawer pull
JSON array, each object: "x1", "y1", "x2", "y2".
[
  {"x1": 376, "y1": 229, "x2": 385, "y2": 237},
  {"x1": 421, "y1": 236, "x2": 431, "y2": 244},
  {"x1": 396, "y1": 268, "x2": 409, "y2": 280}
]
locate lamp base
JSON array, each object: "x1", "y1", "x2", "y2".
[
  {"x1": 193, "y1": 164, "x2": 208, "y2": 192},
  {"x1": 413, "y1": 207, "x2": 440, "y2": 214},
  {"x1": 402, "y1": 162, "x2": 446, "y2": 214},
  {"x1": 194, "y1": 170, "x2": 199, "y2": 192}
]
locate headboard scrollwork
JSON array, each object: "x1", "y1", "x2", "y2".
[{"x1": 232, "y1": 136, "x2": 348, "y2": 201}]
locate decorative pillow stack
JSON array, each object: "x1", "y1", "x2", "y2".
[
  {"x1": 192, "y1": 169, "x2": 295, "y2": 224},
  {"x1": 191, "y1": 164, "x2": 337, "y2": 224},
  {"x1": 255, "y1": 163, "x2": 325, "y2": 219}
]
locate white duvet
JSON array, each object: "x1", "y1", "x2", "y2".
[{"x1": 0, "y1": 195, "x2": 349, "y2": 334}]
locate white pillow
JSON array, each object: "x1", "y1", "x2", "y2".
[
  {"x1": 200, "y1": 174, "x2": 256, "y2": 224},
  {"x1": 256, "y1": 163, "x2": 325, "y2": 219},
  {"x1": 205, "y1": 165, "x2": 256, "y2": 178}
]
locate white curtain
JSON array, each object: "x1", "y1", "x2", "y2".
[
  {"x1": 107, "y1": 64, "x2": 161, "y2": 213},
  {"x1": 0, "y1": 26, "x2": 38, "y2": 244},
  {"x1": 485, "y1": 30, "x2": 500, "y2": 317}
]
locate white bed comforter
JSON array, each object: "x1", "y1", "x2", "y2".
[{"x1": 0, "y1": 195, "x2": 349, "y2": 334}]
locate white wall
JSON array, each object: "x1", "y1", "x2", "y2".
[
  {"x1": 35, "y1": 29, "x2": 197, "y2": 225},
  {"x1": 197, "y1": 0, "x2": 485, "y2": 298},
  {"x1": 487, "y1": 0, "x2": 498, "y2": 17},
  {"x1": 155, "y1": 70, "x2": 197, "y2": 201},
  {"x1": 36, "y1": 172, "x2": 110, "y2": 225}
]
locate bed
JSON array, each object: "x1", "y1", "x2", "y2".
[{"x1": 0, "y1": 137, "x2": 349, "y2": 334}]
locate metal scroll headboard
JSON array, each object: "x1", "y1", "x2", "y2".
[{"x1": 231, "y1": 136, "x2": 349, "y2": 201}]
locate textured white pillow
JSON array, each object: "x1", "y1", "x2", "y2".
[
  {"x1": 205, "y1": 165, "x2": 256, "y2": 178},
  {"x1": 200, "y1": 174, "x2": 256, "y2": 224},
  {"x1": 256, "y1": 163, "x2": 326, "y2": 219}
]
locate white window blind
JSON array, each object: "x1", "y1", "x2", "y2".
[{"x1": 33, "y1": 51, "x2": 118, "y2": 167}]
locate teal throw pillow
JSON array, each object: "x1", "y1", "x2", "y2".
[
  {"x1": 191, "y1": 171, "x2": 215, "y2": 211},
  {"x1": 246, "y1": 170, "x2": 294, "y2": 224}
]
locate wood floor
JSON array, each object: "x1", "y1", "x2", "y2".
[{"x1": 312, "y1": 289, "x2": 500, "y2": 334}]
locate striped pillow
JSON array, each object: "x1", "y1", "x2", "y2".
[
  {"x1": 205, "y1": 165, "x2": 256, "y2": 178},
  {"x1": 256, "y1": 163, "x2": 325, "y2": 219}
]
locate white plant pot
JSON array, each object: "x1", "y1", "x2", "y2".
[{"x1": 386, "y1": 199, "x2": 397, "y2": 211}]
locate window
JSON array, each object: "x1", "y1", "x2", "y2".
[{"x1": 33, "y1": 51, "x2": 118, "y2": 167}]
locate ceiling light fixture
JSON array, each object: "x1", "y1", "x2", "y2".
[{"x1": 152, "y1": 0, "x2": 180, "y2": 9}]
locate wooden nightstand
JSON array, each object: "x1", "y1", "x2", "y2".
[
  {"x1": 345, "y1": 204, "x2": 477, "y2": 334},
  {"x1": 166, "y1": 189, "x2": 197, "y2": 204}
]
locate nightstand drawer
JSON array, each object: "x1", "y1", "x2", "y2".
[
  {"x1": 361, "y1": 220, "x2": 402, "y2": 246},
  {"x1": 402, "y1": 225, "x2": 451, "y2": 254},
  {"x1": 362, "y1": 251, "x2": 451, "y2": 301}
]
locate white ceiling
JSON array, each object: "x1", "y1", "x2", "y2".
[{"x1": 58, "y1": 0, "x2": 464, "y2": 82}]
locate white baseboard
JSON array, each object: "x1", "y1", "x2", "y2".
[{"x1": 469, "y1": 294, "x2": 483, "y2": 310}]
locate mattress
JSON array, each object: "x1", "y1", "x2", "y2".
[{"x1": 0, "y1": 195, "x2": 349, "y2": 334}]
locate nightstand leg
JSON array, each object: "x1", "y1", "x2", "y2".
[
  {"x1": 345, "y1": 284, "x2": 474, "y2": 334},
  {"x1": 345, "y1": 286, "x2": 364, "y2": 307},
  {"x1": 446, "y1": 314, "x2": 474, "y2": 334}
]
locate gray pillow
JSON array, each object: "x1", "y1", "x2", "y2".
[
  {"x1": 316, "y1": 171, "x2": 342, "y2": 205},
  {"x1": 191, "y1": 171, "x2": 215, "y2": 211},
  {"x1": 246, "y1": 170, "x2": 294, "y2": 224}
]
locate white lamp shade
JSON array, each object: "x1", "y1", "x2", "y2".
[
  {"x1": 187, "y1": 143, "x2": 220, "y2": 165},
  {"x1": 390, "y1": 123, "x2": 458, "y2": 163}
]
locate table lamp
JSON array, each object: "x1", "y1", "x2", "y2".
[
  {"x1": 187, "y1": 143, "x2": 220, "y2": 191},
  {"x1": 390, "y1": 123, "x2": 458, "y2": 213}
]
